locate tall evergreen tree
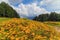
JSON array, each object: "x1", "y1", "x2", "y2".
[
  {"x1": 33, "y1": 12, "x2": 60, "y2": 21},
  {"x1": 0, "y1": 2, "x2": 20, "y2": 18}
]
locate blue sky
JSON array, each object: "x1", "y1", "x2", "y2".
[
  {"x1": 22, "y1": 0, "x2": 42, "y2": 4},
  {"x1": 0, "y1": 0, "x2": 60, "y2": 18}
]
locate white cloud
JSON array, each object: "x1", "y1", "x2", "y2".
[
  {"x1": 12, "y1": 3, "x2": 49, "y2": 18},
  {"x1": 0, "y1": 0, "x2": 60, "y2": 19},
  {"x1": 9, "y1": 0, "x2": 23, "y2": 5},
  {"x1": 0, "y1": 0, "x2": 23, "y2": 5},
  {"x1": 0, "y1": 0, "x2": 2, "y2": 3},
  {"x1": 40, "y1": 0, "x2": 60, "y2": 11},
  {"x1": 0, "y1": 0, "x2": 9, "y2": 3}
]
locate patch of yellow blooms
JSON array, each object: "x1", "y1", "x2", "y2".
[{"x1": 0, "y1": 18, "x2": 60, "y2": 40}]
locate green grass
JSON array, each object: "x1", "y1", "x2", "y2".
[
  {"x1": 0, "y1": 17, "x2": 10, "y2": 23},
  {"x1": 0, "y1": 17, "x2": 60, "y2": 27},
  {"x1": 44, "y1": 22, "x2": 60, "y2": 27}
]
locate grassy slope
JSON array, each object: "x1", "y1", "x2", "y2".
[
  {"x1": 0, "y1": 17, "x2": 10, "y2": 22},
  {"x1": 44, "y1": 22, "x2": 60, "y2": 27},
  {"x1": 0, "y1": 18, "x2": 60, "y2": 40}
]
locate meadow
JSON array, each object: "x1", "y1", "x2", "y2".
[
  {"x1": 0, "y1": 17, "x2": 10, "y2": 23},
  {"x1": 44, "y1": 22, "x2": 60, "y2": 27},
  {"x1": 0, "y1": 18, "x2": 60, "y2": 40}
]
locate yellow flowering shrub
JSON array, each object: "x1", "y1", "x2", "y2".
[{"x1": 0, "y1": 18, "x2": 60, "y2": 40}]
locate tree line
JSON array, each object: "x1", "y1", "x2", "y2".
[
  {"x1": 0, "y1": 2, "x2": 20, "y2": 18},
  {"x1": 33, "y1": 12, "x2": 60, "y2": 22}
]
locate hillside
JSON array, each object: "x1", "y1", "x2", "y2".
[
  {"x1": 0, "y1": 2, "x2": 20, "y2": 18},
  {"x1": 0, "y1": 18, "x2": 60, "y2": 40},
  {"x1": 44, "y1": 22, "x2": 60, "y2": 32}
]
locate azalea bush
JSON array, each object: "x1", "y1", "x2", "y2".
[{"x1": 0, "y1": 18, "x2": 60, "y2": 40}]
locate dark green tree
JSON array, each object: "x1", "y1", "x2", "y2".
[
  {"x1": 48, "y1": 12, "x2": 57, "y2": 21},
  {"x1": 33, "y1": 14, "x2": 49, "y2": 22},
  {"x1": 0, "y1": 2, "x2": 20, "y2": 18},
  {"x1": 33, "y1": 12, "x2": 60, "y2": 21}
]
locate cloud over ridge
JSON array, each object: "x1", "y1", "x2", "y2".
[{"x1": 0, "y1": 0, "x2": 60, "y2": 19}]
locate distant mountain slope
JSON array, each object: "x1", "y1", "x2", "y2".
[{"x1": 0, "y1": 18, "x2": 60, "y2": 40}]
